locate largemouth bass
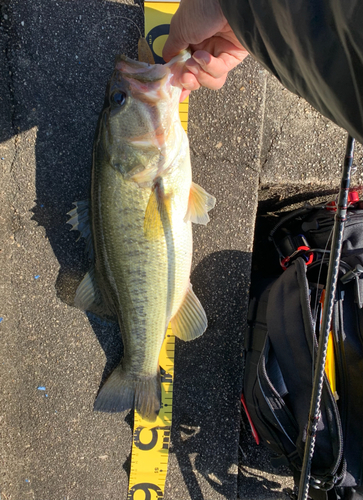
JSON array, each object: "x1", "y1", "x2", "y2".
[{"x1": 68, "y1": 51, "x2": 215, "y2": 421}]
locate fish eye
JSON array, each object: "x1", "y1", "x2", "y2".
[{"x1": 112, "y1": 92, "x2": 127, "y2": 106}]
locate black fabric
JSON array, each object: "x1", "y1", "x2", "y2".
[
  {"x1": 242, "y1": 201, "x2": 363, "y2": 496},
  {"x1": 334, "y1": 283, "x2": 363, "y2": 486},
  {"x1": 300, "y1": 209, "x2": 363, "y2": 268},
  {"x1": 266, "y1": 259, "x2": 342, "y2": 477},
  {"x1": 271, "y1": 205, "x2": 363, "y2": 307},
  {"x1": 219, "y1": 0, "x2": 363, "y2": 144}
]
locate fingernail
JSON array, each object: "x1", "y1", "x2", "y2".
[
  {"x1": 187, "y1": 65, "x2": 198, "y2": 75},
  {"x1": 192, "y1": 54, "x2": 208, "y2": 66},
  {"x1": 182, "y1": 82, "x2": 194, "y2": 90}
]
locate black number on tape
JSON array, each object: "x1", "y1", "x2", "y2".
[
  {"x1": 134, "y1": 426, "x2": 171, "y2": 451},
  {"x1": 134, "y1": 427, "x2": 158, "y2": 451},
  {"x1": 127, "y1": 482, "x2": 163, "y2": 500},
  {"x1": 145, "y1": 24, "x2": 170, "y2": 64},
  {"x1": 160, "y1": 367, "x2": 172, "y2": 383}
]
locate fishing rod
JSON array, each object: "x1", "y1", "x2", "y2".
[{"x1": 297, "y1": 134, "x2": 355, "y2": 500}]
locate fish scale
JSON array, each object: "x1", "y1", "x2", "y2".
[{"x1": 96, "y1": 175, "x2": 168, "y2": 376}]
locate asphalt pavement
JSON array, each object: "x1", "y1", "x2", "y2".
[{"x1": 1, "y1": 1, "x2": 362, "y2": 499}]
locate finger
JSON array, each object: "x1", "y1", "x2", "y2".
[
  {"x1": 163, "y1": 29, "x2": 189, "y2": 63},
  {"x1": 191, "y1": 69, "x2": 227, "y2": 90},
  {"x1": 162, "y1": 4, "x2": 191, "y2": 62},
  {"x1": 163, "y1": 0, "x2": 228, "y2": 62},
  {"x1": 179, "y1": 69, "x2": 201, "y2": 91},
  {"x1": 181, "y1": 64, "x2": 227, "y2": 90},
  {"x1": 180, "y1": 89, "x2": 191, "y2": 102},
  {"x1": 188, "y1": 47, "x2": 248, "y2": 79},
  {"x1": 191, "y1": 35, "x2": 248, "y2": 60}
]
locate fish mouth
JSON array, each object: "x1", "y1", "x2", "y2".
[
  {"x1": 113, "y1": 55, "x2": 172, "y2": 104},
  {"x1": 115, "y1": 54, "x2": 170, "y2": 83},
  {"x1": 114, "y1": 51, "x2": 191, "y2": 89}
]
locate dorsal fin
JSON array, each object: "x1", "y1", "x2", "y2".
[{"x1": 67, "y1": 200, "x2": 94, "y2": 261}]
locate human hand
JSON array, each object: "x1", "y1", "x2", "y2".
[{"x1": 162, "y1": 0, "x2": 249, "y2": 101}]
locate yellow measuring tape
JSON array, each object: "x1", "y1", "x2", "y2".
[
  {"x1": 127, "y1": 326, "x2": 174, "y2": 499},
  {"x1": 127, "y1": 3, "x2": 188, "y2": 498}
]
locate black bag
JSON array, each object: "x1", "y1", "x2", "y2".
[{"x1": 242, "y1": 196, "x2": 363, "y2": 500}]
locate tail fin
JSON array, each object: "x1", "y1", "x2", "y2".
[{"x1": 94, "y1": 365, "x2": 161, "y2": 422}]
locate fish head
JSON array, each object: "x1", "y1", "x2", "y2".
[{"x1": 98, "y1": 51, "x2": 191, "y2": 186}]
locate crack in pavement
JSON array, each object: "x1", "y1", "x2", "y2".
[{"x1": 260, "y1": 104, "x2": 295, "y2": 174}]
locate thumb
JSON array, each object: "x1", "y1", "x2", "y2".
[{"x1": 162, "y1": 12, "x2": 189, "y2": 62}]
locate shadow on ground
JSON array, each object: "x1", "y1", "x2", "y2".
[
  {"x1": 14, "y1": 0, "x2": 143, "y2": 416},
  {"x1": 166, "y1": 250, "x2": 248, "y2": 499}
]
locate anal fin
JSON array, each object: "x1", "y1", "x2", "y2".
[
  {"x1": 184, "y1": 182, "x2": 216, "y2": 225},
  {"x1": 171, "y1": 284, "x2": 207, "y2": 341}
]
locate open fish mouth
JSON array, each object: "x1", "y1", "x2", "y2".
[
  {"x1": 113, "y1": 51, "x2": 191, "y2": 103},
  {"x1": 115, "y1": 54, "x2": 169, "y2": 81},
  {"x1": 103, "y1": 51, "x2": 191, "y2": 166}
]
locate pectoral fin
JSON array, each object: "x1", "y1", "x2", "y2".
[
  {"x1": 171, "y1": 284, "x2": 207, "y2": 341},
  {"x1": 184, "y1": 182, "x2": 216, "y2": 225}
]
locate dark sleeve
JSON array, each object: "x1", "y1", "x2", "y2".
[{"x1": 219, "y1": 0, "x2": 363, "y2": 144}]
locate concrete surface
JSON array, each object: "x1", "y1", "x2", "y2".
[
  {"x1": 1, "y1": 1, "x2": 362, "y2": 499},
  {"x1": 260, "y1": 72, "x2": 363, "y2": 188}
]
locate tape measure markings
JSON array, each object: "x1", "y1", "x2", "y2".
[{"x1": 128, "y1": 326, "x2": 176, "y2": 497}]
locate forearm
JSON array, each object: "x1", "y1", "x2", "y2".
[{"x1": 218, "y1": 0, "x2": 363, "y2": 144}]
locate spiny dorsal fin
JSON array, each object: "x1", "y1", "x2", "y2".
[
  {"x1": 184, "y1": 182, "x2": 216, "y2": 225},
  {"x1": 171, "y1": 284, "x2": 207, "y2": 341},
  {"x1": 67, "y1": 200, "x2": 94, "y2": 261}
]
